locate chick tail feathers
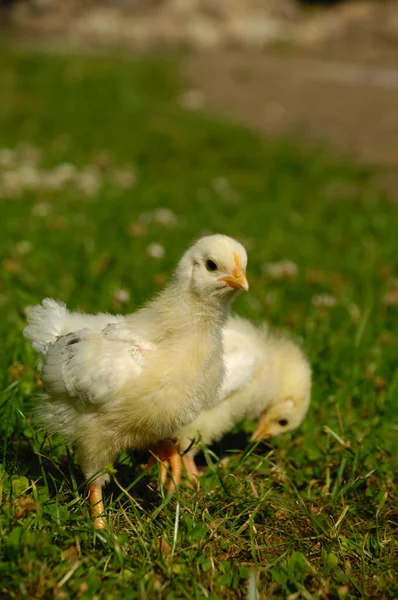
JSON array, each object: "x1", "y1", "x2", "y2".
[{"x1": 24, "y1": 298, "x2": 70, "y2": 354}]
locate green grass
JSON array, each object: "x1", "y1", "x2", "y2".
[{"x1": 1, "y1": 43, "x2": 397, "y2": 599}]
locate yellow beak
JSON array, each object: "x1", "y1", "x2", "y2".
[
  {"x1": 250, "y1": 416, "x2": 270, "y2": 442},
  {"x1": 221, "y1": 268, "x2": 249, "y2": 292}
]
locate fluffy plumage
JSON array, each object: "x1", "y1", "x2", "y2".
[
  {"x1": 24, "y1": 234, "x2": 248, "y2": 526},
  {"x1": 178, "y1": 315, "x2": 311, "y2": 479}
]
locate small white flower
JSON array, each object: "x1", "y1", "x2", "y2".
[
  {"x1": 211, "y1": 177, "x2": 230, "y2": 194},
  {"x1": 211, "y1": 177, "x2": 239, "y2": 204},
  {"x1": 264, "y1": 260, "x2": 298, "y2": 280},
  {"x1": 32, "y1": 202, "x2": 53, "y2": 217},
  {"x1": 113, "y1": 288, "x2": 130, "y2": 304},
  {"x1": 312, "y1": 294, "x2": 338, "y2": 308},
  {"x1": 146, "y1": 243, "x2": 165, "y2": 260},
  {"x1": 53, "y1": 163, "x2": 78, "y2": 186},
  {"x1": 153, "y1": 208, "x2": 178, "y2": 228},
  {"x1": 347, "y1": 303, "x2": 361, "y2": 322},
  {"x1": 179, "y1": 89, "x2": 205, "y2": 111},
  {"x1": 112, "y1": 167, "x2": 136, "y2": 189},
  {"x1": 19, "y1": 165, "x2": 40, "y2": 189},
  {"x1": 42, "y1": 169, "x2": 70, "y2": 191},
  {"x1": 14, "y1": 240, "x2": 33, "y2": 255},
  {"x1": 78, "y1": 165, "x2": 102, "y2": 197},
  {"x1": 1, "y1": 171, "x2": 22, "y2": 197}
]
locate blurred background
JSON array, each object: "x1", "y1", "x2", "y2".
[{"x1": 1, "y1": 0, "x2": 398, "y2": 168}]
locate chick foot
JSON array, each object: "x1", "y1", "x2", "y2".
[
  {"x1": 88, "y1": 483, "x2": 107, "y2": 529},
  {"x1": 147, "y1": 440, "x2": 182, "y2": 494}
]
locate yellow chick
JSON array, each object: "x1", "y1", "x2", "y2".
[
  {"x1": 177, "y1": 315, "x2": 311, "y2": 481},
  {"x1": 24, "y1": 235, "x2": 248, "y2": 527}
]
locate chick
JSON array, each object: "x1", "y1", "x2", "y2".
[
  {"x1": 24, "y1": 235, "x2": 248, "y2": 527},
  {"x1": 177, "y1": 315, "x2": 311, "y2": 481}
]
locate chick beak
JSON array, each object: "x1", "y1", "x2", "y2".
[
  {"x1": 221, "y1": 268, "x2": 249, "y2": 292},
  {"x1": 250, "y1": 416, "x2": 271, "y2": 443}
]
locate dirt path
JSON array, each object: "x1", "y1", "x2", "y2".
[{"x1": 183, "y1": 51, "x2": 398, "y2": 167}]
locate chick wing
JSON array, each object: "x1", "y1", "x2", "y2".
[
  {"x1": 42, "y1": 324, "x2": 155, "y2": 408},
  {"x1": 219, "y1": 328, "x2": 261, "y2": 400}
]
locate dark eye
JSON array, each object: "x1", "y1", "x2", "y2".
[
  {"x1": 278, "y1": 419, "x2": 288, "y2": 427},
  {"x1": 206, "y1": 259, "x2": 218, "y2": 272}
]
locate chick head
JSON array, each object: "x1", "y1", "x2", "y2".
[
  {"x1": 176, "y1": 234, "x2": 249, "y2": 300},
  {"x1": 250, "y1": 344, "x2": 311, "y2": 442},
  {"x1": 250, "y1": 396, "x2": 308, "y2": 441}
]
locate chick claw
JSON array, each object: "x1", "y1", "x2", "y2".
[{"x1": 147, "y1": 440, "x2": 182, "y2": 494}]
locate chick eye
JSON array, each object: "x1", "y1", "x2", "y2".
[
  {"x1": 278, "y1": 419, "x2": 288, "y2": 427},
  {"x1": 206, "y1": 259, "x2": 218, "y2": 272}
]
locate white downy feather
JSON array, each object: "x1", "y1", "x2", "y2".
[
  {"x1": 24, "y1": 298, "x2": 123, "y2": 353},
  {"x1": 178, "y1": 315, "x2": 311, "y2": 454},
  {"x1": 41, "y1": 327, "x2": 155, "y2": 407}
]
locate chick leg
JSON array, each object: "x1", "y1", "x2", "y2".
[
  {"x1": 88, "y1": 483, "x2": 106, "y2": 529},
  {"x1": 182, "y1": 453, "x2": 201, "y2": 487},
  {"x1": 147, "y1": 440, "x2": 182, "y2": 494}
]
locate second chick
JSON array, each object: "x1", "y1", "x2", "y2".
[{"x1": 178, "y1": 315, "x2": 312, "y2": 481}]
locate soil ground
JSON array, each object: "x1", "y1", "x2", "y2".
[{"x1": 183, "y1": 49, "x2": 398, "y2": 170}]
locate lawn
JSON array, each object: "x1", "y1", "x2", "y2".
[{"x1": 0, "y1": 43, "x2": 397, "y2": 599}]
